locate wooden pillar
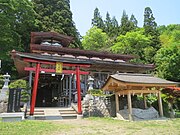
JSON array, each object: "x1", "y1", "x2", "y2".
[
  {"x1": 68, "y1": 75, "x2": 72, "y2": 106},
  {"x1": 127, "y1": 92, "x2": 132, "y2": 121},
  {"x1": 115, "y1": 93, "x2": 119, "y2": 114},
  {"x1": 158, "y1": 91, "x2": 164, "y2": 117},
  {"x1": 30, "y1": 63, "x2": 40, "y2": 115},
  {"x1": 76, "y1": 66, "x2": 82, "y2": 114},
  {"x1": 28, "y1": 71, "x2": 33, "y2": 107},
  {"x1": 143, "y1": 94, "x2": 147, "y2": 109}
]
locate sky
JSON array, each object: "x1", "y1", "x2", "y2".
[{"x1": 70, "y1": 0, "x2": 180, "y2": 36}]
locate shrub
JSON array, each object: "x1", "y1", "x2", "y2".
[
  {"x1": 0, "y1": 75, "x2": 3, "y2": 89},
  {"x1": 9, "y1": 79, "x2": 30, "y2": 103}
]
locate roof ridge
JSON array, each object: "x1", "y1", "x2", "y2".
[{"x1": 115, "y1": 73, "x2": 152, "y2": 76}]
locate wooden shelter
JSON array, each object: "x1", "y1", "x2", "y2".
[{"x1": 102, "y1": 73, "x2": 177, "y2": 120}]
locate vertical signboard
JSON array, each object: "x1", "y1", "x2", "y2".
[{"x1": 56, "y1": 62, "x2": 63, "y2": 73}]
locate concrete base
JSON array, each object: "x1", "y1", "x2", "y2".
[
  {"x1": 0, "y1": 112, "x2": 24, "y2": 122},
  {"x1": 77, "y1": 114, "x2": 83, "y2": 120},
  {"x1": 27, "y1": 115, "x2": 35, "y2": 120}
]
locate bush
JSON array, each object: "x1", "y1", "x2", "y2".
[
  {"x1": 9, "y1": 79, "x2": 30, "y2": 103},
  {"x1": 0, "y1": 75, "x2": 3, "y2": 89}
]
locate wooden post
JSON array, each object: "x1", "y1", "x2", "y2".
[
  {"x1": 68, "y1": 75, "x2": 72, "y2": 106},
  {"x1": 28, "y1": 71, "x2": 33, "y2": 107},
  {"x1": 115, "y1": 93, "x2": 119, "y2": 114},
  {"x1": 143, "y1": 94, "x2": 147, "y2": 109},
  {"x1": 30, "y1": 63, "x2": 40, "y2": 115},
  {"x1": 158, "y1": 91, "x2": 164, "y2": 117},
  {"x1": 127, "y1": 92, "x2": 132, "y2": 121},
  {"x1": 76, "y1": 66, "x2": 82, "y2": 114}
]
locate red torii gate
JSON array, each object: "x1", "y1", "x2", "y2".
[{"x1": 23, "y1": 58, "x2": 90, "y2": 116}]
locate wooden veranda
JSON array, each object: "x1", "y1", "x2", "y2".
[{"x1": 102, "y1": 73, "x2": 177, "y2": 120}]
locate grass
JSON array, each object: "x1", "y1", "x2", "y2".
[
  {"x1": 0, "y1": 118, "x2": 180, "y2": 135},
  {"x1": 0, "y1": 120, "x2": 73, "y2": 135}
]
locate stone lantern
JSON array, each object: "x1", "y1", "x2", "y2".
[
  {"x1": 88, "y1": 76, "x2": 94, "y2": 90},
  {"x1": 2, "y1": 73, "x2": 11, "y2": 90},
  {"x1": 0, "y1": 73, "x2": 10, "y2": 101}
]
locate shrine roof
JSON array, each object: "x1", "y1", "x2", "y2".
[
  {"x1": 11, "y1": 51, "x2": 154, "y2": 76},
  {"x1": 30, "y1": 44, "x2": 135, "y2": 61},
  {"x1": 30, "y1": 32, "x2": 73, "y2": 47}
]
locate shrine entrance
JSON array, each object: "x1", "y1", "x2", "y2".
[
  {"x1": 24, "y1": 58, "x2": 90, "y2": 115},
  {"x1": 36, "y1": 73, "x2": 79, "y2": 107}
]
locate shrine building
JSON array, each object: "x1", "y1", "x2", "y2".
[{"x1": 11, "y1": 32, "x2": 159, "y2": 117}]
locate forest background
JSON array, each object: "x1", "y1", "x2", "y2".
[{"x1": 0, "y1": 0, "x2": 179, "y2": 83}]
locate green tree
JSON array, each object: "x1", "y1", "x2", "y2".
[
  {"x1": 130, "y1": 14, "x2": 138, "y2": 29},
  {"x1": 104, "y1": 12, "x2": 112, "y2": 35},
  {"x1": 119, "y1": 10, "x2": 131, "y2": 35},
  {"x1": 158, "y1": 24, "x2": 180, "y2": 45},
  {"x1": 0, "y1": 0, "x2": 37, "y2": 76},
  {"x1": 82, "y1": 26, "x2": 108, "y2": 51},
  {"x1": 104, "y1": 12, "x2": 119, "y2": 38},
  {"x1": 155, "y1": 24, "x2": 180, "y2": 82},
  {"x1": 111, "y1": 16, "x2": 119, "y2": 37},
  {"x1": 111, "y1": 29, "x2": 151, "y2": 63},
  {"x1": 155, "y1": 43, "x2": 180, "y2": 82},
  {"x1": 119, "y1": 10, "x2": 137, "y2": 35},
  {"x1": 143, "y1": 7, "x2": 160, "y2": 50},
  {"x1": 32, "y1": 0, "x2": 81, "y2": 48},
  {"x1": 92, "y1": 7, "x2": 105, "y2": 30}
]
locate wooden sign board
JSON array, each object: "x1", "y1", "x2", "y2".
[{"x1": 56, "y1": 62, "x2": 63, "y2": 73}]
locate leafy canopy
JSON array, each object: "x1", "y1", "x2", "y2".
[
  {"x1": 111, "y1": 28, "x2": 151, "y2": 63},
  {"x1": 82, "y1": 26, "x2": 108, "y2": 51}
]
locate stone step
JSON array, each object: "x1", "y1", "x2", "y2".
[
  {"x1": 59, "y1": 110, "x2": 77, "y2": 114},
  {"x1": 26, "y1": 107, "x2": 77, "y2": 120},
  {"x1": 26, "y1": 111, "x2": 45, "y2": 115},
  {"x1": 44, "y1": 109, "x2": 60, "y2": 116}
]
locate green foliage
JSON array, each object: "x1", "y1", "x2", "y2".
[
  {"x1": 88, "y1": 89, "x2": 103, "y2": 96},
  {"x1": 92, "y1": 7, "x2": 105, "y2": 30},
  {"x1": 0, "y1": 75, "x2": 3, "y2": 89},
  {"x1": 104, "y1": 12, "x2": 119, "y2": 38},
  {"x1": 155, "y1": 43, "x2": 180, "y2": 81},
  {"x1": 0, "y1": 0, "x2": 37, "y2": 75},
  {"x1": 119, "y1": 10, "x2": 131, "y2": 35},
  {"x1": 111, "y1": 28, "x2": 151, "y2": 63},
  {"x1": 82, "y1": 26, "x2": 108, "y2": 51},
  {"x1": 130, "y1": 14, "x2": 138, "y2": 28},
  {"x1": 9, "y1": 79, "x2": 30, "y2": 103},
  {"x1": 32, "y1": 0, "x2": 81, "y2": 48},
  {"x1": 143, "y1": 7, "x2": 160, "y2": 50}
]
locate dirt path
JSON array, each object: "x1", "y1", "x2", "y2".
[
  {"x1": 49, "y1": 118, "x2": 180, "y2": 135},
  {"x1": 51, "y1": 119, "x2": 126, "y2": 135}
]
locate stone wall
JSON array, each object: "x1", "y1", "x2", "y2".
[
  {"x1": 82, "y1": 95, "x2": 112, "y2": 117},
  {"x1": 0, "y1": 101, "x2": 8, "y2": 113}
]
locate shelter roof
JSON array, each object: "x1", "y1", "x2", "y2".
[
  {"x1": 102, "y1": 73, "x2": 178, "y2": 91},
  {"x1": 111, "y1": 73, "x2": 177, "y2": 85}
]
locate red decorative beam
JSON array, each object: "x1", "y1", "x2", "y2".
[
  {"x1": 23, "y1": 58, "x2": 91, "y2": 68},
  {"x1": 24, "y1": 67, "x2": 89, "y2": 75}
]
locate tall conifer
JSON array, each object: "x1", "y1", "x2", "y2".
[{"x1": 32, "y1": 0, "x2": 81, "y2": 47}]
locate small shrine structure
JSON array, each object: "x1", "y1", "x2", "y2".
[{"x1": 102, "y1": 73, "x2": 177, "y2": 120}]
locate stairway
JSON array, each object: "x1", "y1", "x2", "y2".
[
  {"x1": 26, "y1": 107, "x2": 77, "y2": 120},
  {"x1": 59, "y1": 108, "x2": 77, "y2": 119}
]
